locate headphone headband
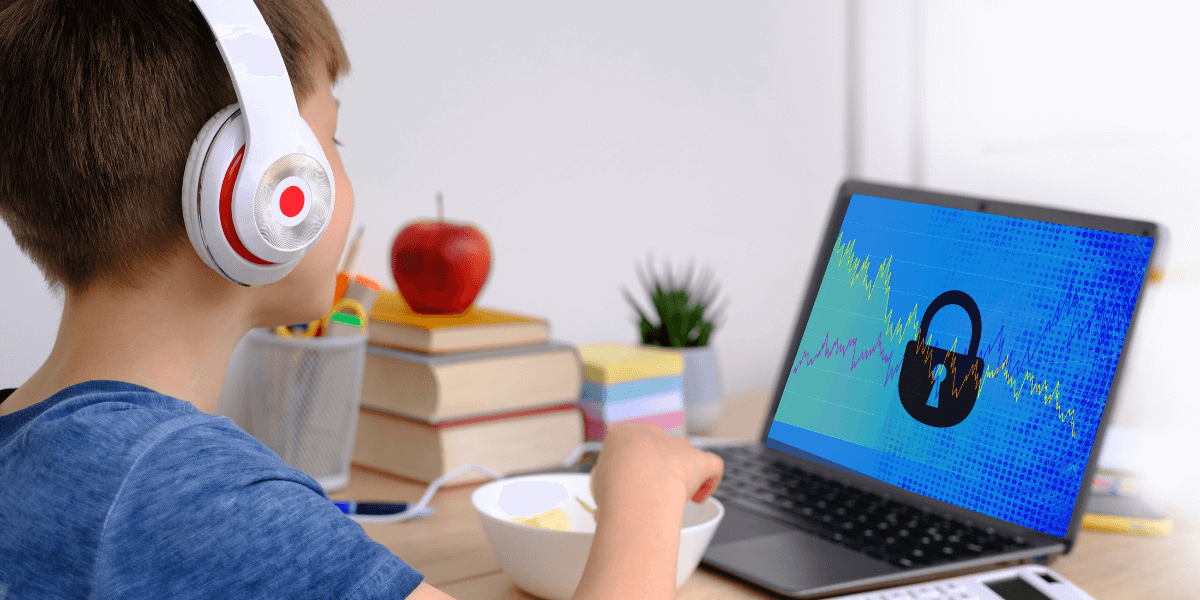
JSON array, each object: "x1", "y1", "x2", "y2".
[{"x1": 185, "y1": 0, "x2": 336, "y2": 284}]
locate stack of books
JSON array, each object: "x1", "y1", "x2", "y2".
[
  {"x1": 352, "y1": 291, "x2": 584, "y2": 484},
  {"x1": 577, "y1": 343, "x2": 686, "y2": 440}
]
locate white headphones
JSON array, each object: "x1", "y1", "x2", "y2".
[{"x1": 182, "y1": 0, "x2": 335, "y2": 286}]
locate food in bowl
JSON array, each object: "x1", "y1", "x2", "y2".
[
  {"x1": 512, "y1": 507, "x2": 571, "y2": 531},
  {"x1": 472, "y1": 473, "x2": 724, "y2": 600}
]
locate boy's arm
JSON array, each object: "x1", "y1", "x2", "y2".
[
  {"x1": 405, "y1": 423, "x2": 720, "y2": 600},
  {"x1": 403, "y1": 487, "x2": 693, "y2": 600},
  {"x1": 572, "y1": 480, "x2": 689, "y2": 600},
  {"x1": 400, "y1": 489, "x2": 686, "y2": 600},
  {"x1": 574, "y1": 423, "x2": 724, "y2": 600}
]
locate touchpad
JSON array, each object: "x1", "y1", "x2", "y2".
[
  {"x1": 705, "y1": 511, "x2": 896, "y2": 593},
  {"x1": 709, "y1": 505, "x2": 789, "y2": 546}
]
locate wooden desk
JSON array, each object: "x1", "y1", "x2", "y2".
[{"x1": 333, "y1": 390, "x2": 1197, "y2": 599}]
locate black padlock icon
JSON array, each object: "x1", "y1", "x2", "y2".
[{"x1": 897, "y1": 290, "x2": 985, "y2": 428}]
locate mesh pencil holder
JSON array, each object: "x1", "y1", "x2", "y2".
[{"x1": 226, "y1": 327, "x2": 368, "y2": 492}]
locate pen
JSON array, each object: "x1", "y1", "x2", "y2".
[{"x1": 333, "y1": 501, "x2": 435, "y2": 517}]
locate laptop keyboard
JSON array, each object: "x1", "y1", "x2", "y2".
[{"x1": 708, "y1": 445, "x2": 1036, "y2": 569}]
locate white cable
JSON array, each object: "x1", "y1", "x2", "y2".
[
  {"x1": 348, "y1": 463, "x2": 503, "y2": 523},
  {"x1": 349, "y1": 435, "x2": 746, "y2": 523}
]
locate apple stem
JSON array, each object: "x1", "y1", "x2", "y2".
[{"x1": 436, "y1": 191, "x2": 444, "y2": 222}]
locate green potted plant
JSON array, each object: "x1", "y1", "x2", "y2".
[{"x1": 622, "y1": 256, "x2": 728, "y2": 433}]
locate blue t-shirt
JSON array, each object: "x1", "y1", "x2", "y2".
[{"x1": 0, "y1": 380, "x2": 424, "y2": 599}]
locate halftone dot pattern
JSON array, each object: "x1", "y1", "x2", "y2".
[{"x1": 768, "y1": 194, "x2": 1154, "y2": 537}]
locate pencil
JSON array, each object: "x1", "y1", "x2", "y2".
[
  {"x1": 339, "y1": 225, "x2": 365, "y2": 274},
  {"x1": 343, "y1": 274, "x2": 382, "y2": 316}
]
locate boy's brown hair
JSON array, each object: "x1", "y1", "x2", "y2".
[{"x1": 0, "y1": 0, "x2": 350, "y2": 294}]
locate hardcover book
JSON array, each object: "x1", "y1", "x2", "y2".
[
  {"x1": 368, "y1": 291, "x2": 549, "y2": 354},
  {"x1": 361, "y1": 340, "x2": 582, "y2": 423},
  {"x1": 352, "y1": 403, "x2": 585, "y2": 484}
]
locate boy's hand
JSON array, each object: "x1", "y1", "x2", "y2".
[
  {"x1": 573, "y1": 423, "x2": 723, "y2": 600},
  {"x1": 588, "y1": 423, "x2": 724, "y2": 524}
]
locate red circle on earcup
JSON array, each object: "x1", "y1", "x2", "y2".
[
  {"x1": 219, "y1": 145, "x2": 275, "y2": 266},
  {"x1": 280, "y1": 185, "x2": 305, "y2": 217}
]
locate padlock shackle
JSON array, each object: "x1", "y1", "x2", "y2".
[{"x1": 917, "y1": 290, "x2": 983, "y2": 358}]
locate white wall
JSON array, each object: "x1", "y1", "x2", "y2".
[
  {"x1": 0, "y1": 229, "x2": 62, "y2": 379},
  {"x1": 2, "y1": 1, "x2": 849, "y2": 405},
  {"x1": 321, "y1": 0, "x2": 847, "y2": 400}
]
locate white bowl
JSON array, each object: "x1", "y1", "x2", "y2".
[{"x1": 471, "y1": 473, "x2": 724, "y2": 600}]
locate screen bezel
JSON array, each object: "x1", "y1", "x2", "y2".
[{"x1": 757, "y1": 179, "x2": 1159, "y2": 549}]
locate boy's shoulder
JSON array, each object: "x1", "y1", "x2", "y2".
[
  {"x1": 0, "y1": 379, "x2": 276, "y2": 472},
  {"x1": 0, "y1": 380, "x2": 425, "y2": 599}
]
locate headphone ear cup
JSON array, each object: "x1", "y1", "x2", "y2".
[
  {"x1": 183, "y1": 104, "x2": 242, "y2": 276},
  {"x1": 183, "y1": 104, "x2": 302, "y2": 286}
]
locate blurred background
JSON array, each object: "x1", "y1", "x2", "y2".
[{"x1": 2, "y1": 0, "x2": 1196, "y2": 497}]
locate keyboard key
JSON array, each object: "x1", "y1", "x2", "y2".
[
  {"x1": 709, "y1": 455, "x2": 1032, "y2": 569},
  {"x1": 726, "y1": 496, "x2": 825, "y2": 537}
]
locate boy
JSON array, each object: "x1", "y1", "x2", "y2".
[{"x1": 0, "y1": 1, "x2": 723, "y2": 598}]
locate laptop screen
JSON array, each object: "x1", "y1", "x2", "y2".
[{"x1": 766, "y1": 193, "x2": 1155, "y2": 538}]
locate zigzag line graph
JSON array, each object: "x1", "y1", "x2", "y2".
[
  {"x1": 831, "y1": 236, "x2": 922, "y2": 345},
  {"x1": 794, "y1": 331, "x2": 904, "y2": 385},
  {"x1": 977, "y1": 324, "x2": 1077, "y2": 438},
  {"x1": 794, "y1": 232, "x2": 1079, "y2": 437}
]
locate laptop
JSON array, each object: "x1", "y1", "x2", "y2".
[{"x1": 698, "y1": 179, "x2": 1158, "y2": 598}]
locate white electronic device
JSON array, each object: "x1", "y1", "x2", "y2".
[
  {"x1": 183, "y1": 0, "x2": 335, "y2": 286},
  {"x1": 827, "y1": 566, "x2": 1095, "y2": 600}
]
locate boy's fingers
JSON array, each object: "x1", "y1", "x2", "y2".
[{"x1": 706, "y1": 450, "x2": 724, "y2": 474}]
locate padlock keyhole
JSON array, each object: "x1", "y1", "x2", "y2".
[{"x1": 927, "y1": 364, "x2": 948, "y2": 407}]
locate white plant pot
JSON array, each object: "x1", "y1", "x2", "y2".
[{"x1": 675, "y1": 345, "x2": 724, "y2": 434}]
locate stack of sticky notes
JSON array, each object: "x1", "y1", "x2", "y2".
[{"x1": 577, "y1": 343, "x2": 686, "y2": 441}]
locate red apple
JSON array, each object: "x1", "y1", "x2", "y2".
[{"x1": 390, "y1": 200, "x2": 491, "y2": 314}]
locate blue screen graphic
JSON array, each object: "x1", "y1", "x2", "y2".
[{"x1": 767, "y1": 194, "x2": 1154, "y2": 537}]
